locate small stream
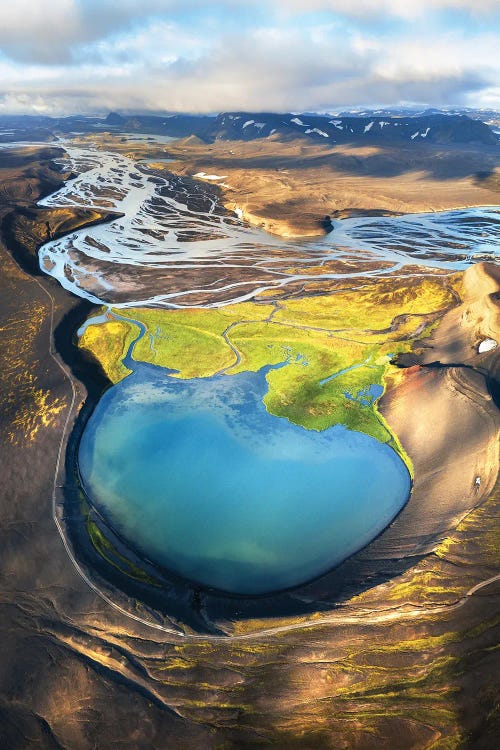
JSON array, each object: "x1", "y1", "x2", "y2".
[
  {"x1": 28, "y1": 139, "x2": 498, "y2": 597},
  {"x1": 36, "y1": 142, "x2": 499, "y2": 308}
]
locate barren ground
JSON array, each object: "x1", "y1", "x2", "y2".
[{"x1": 157, "y1": 136, "x2": 500, "y2": 236}]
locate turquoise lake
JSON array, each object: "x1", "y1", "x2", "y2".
[{"x1": 78, "y1": 364, "x2": 411, "y2": 595}]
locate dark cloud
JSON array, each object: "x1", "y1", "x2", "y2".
[{"x1": 0, "y1": 61, "x2": 490, "y2": 116}]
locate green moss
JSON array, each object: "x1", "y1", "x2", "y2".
[
  {"x1": 129, "y1": 304, "x2": 275, "y2": 378},
  {"x1": 76, "y1": 276, "x2": 457, "y2": 471},
  {"x1": 86, "y1": 518, "x2": 161, "y2": 586},
  {"x1": 79, "y1": 312, "x2": 139, "y2": 383},
  {"x1": 272, "y1": 277, "x2": 456, "y2": 331}
]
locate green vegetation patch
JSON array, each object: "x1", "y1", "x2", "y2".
[
  {"x1": 86, "y1": 517, "x2": 161, "y2": 587},
  {"x1": 129, "y1": 304, "x2": 275, "y2": 378},
  {"x1": 272, "y1": 277, "x2": 457, "y2": 332},
  {"x1": 227, "y1": 321, "x2": 398, "y2": 443},
  {"x1": 77, "y1": 276, "x2": 459, "y2": 471},
  {"x1": 79, "y1": 314, "x2": 139, "y2": 382}
]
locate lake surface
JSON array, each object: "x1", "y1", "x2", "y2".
[
  {"x1": 25, "y1": 138, "x2": 495, "y2": 596},
  {"x1": 79, "y1": 364, "x2": 411, "y2": 595}
]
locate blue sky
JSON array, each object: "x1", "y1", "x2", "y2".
[{"x1": 0, "y1": 0, "x2": 498, "y2": 114}]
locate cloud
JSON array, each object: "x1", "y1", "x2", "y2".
[
  {"x1": 1, "y1": 0, "x2": 498, "y2": 65},
  {"x1": 274, "y1": 0, "x2": 500, "y2": 18},
  {"x1": 0, "y1": 0, "x2": 206, "y2": 63},
  {"x1": 0, "y1": 2, "x2": 498, "y2": 114}
]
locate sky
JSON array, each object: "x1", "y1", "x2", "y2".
[{"x1": 0, "y1": 0, "x2": 499, "y2": 115}]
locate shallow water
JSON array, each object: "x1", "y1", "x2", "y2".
[
  {"x1": 27, "y1": 138, "x2": 496, "y2": 594},
  {"x1": 79, "y1": 364, "x2": 411, "y2": 594},
  {"x1": 36, "y1": 142, "x2": 499, "y2": 307}
]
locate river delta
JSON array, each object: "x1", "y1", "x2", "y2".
[{"x1": 0, "y1": 131, "x2": 499, "y2": 748}]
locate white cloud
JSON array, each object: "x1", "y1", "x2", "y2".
[
  {"x1": 0, "y1": 2, "x2": 498, "y2": 114},
  {"x1": 0, "y1": 0, "x2": 205, "y2": 63},
  {"x1": 274, "y1": 0, "x2": 499, "y2": 18},
  {"x1": 373, "y1": 32, "x2": 500, "y2": 80}
]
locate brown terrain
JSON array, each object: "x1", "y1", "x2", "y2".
[
  {"x1": 0, "y1": 145, "x2": 498, "y2": 749},
  {"x1": 158, "y1": 136, "x2": 500, "y2": 237},
  {"x1": 375, "y1": 262, "x2": 500, "y2": 556}
]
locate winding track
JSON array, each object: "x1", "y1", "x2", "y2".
[
  {"x1": 3, "y1": 140, "x2": 498, "y2": 641},
  {"x1": 6, "y1": 244, "x2": 496, "y2": 642}
]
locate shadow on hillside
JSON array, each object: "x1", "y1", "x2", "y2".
[{"x1": 176, "y1": 141, "x2": 499, "y2": 183}]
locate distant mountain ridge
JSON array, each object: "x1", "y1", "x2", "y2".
[
  {"x1": 208, "y1": 112, "x2": 497, "y2": 145},
  {"x1": 0, "y1": 110, "x2": 497, "y2": 146}
]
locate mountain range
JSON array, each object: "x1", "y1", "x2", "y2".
[{"x1": 0, "y1": 110, "x2": 498, "y2": 147}]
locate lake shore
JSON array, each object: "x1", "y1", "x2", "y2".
[
  {"x1": 0, "y1": 144, "x2": 498, "y2": 748},
  {"x1": 1, "y1": 145, "x2": 498, "y2": 627}
]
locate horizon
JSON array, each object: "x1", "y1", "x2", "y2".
[
  {"x1": 1, "y1": 105, "x2": 499, "y2": 120},
  {"x1": 0, "y1": 1, "x2": 499, "y2": 116}
]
